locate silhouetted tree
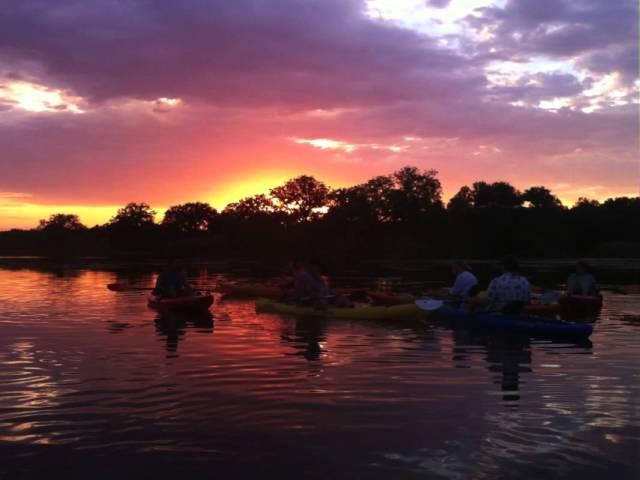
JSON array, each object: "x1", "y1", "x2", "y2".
[
  {"x1": 1, "y1": 167, "x2": 639, "y2": 261},
  {"x1": 447, "y1": 186, "x2": 474, "y2": 211},
  {"x1": 472, "y1": 181, "x2": 522, "y2": 208},
  {"x1": 37, "y1": 214, "x2": 86, "y2": 231},
  {"x1": 602, "y1": 196, "x2": 640, "y2": 209},
  {"x1": 109, "y1": 203, "x2": 156, "y2": 229},
  {"x1": 390, "y1": 166, "x2": 443, "y2": 222},
  {"x1": 522, "y1": 186, "x2": 563, "y2": 209},
  {"x1": 574, "y1": 197, "x2": 600, "y2": 209},
  {"x1": 270, "y1": 175, "x2": 330, "y2": 222},
  {"x1": 223, "y1": 194, "x2": 277, "y2": 220},
  {"x1": 361, "y1": 175, "x2": 396, "y2": 222},
  {"x1": 326, "y1": 186, "x2": 376, "y2": 224},
  {"x1": 162, "y1": 202, "x2": 217, "y2": 233}
]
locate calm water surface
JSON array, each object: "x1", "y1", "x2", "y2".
[{"x1": 1, "y1": 268, "x2": 639, "y2": 479}]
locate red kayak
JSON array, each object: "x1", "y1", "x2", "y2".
[
  {"x1": 559, "y1": 294, "x2": 603, "y2": 313},
  {"x1": 148, "y1": 293, "x2": 214, "y2": 312}
]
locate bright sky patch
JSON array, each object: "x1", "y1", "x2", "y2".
[
  {"x1": 365, "y1": 0, "x2": 504, "y2": 37},
  {"x1": 0, "y1": 80, "x2": 84, "y2": 114}
]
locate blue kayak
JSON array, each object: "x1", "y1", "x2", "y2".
[{"x1": 429, "y1": 304, "x2": 593, "y2": 337}]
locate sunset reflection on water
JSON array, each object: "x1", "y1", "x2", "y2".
[{"x1": 0, "y1": 266, "x2": 639, "y2": 479}]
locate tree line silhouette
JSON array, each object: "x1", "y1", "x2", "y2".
[{"x1": 1, "y1": 166, "x2": 638, "y2": 263}]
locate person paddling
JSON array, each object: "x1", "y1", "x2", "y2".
[
  {"x1": 447, "y1": 261, "x2": 479, "y2": 304},
  {"x1": 567, "y1": 261, "x2": 598, "y2": 296},
  {"x1": 485, "y1": 256, "x2": 531, "y2": 314},
  {"x1": 281, "y1": 260, "x2": 329, "y2": 306},
  {"x1": 153, "y1": 258, "x2": 193, "y2": 298}
]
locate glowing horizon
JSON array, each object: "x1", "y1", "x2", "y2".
[{"x1": 2, "y1": 172, "x2": 636, "y2": 231}]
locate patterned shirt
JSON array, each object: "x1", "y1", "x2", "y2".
[{"x1": 486, "y1": 273, "x2": 530, "y2": 311}]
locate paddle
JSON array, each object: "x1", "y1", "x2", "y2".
[
  {"x1": 107, "y1": 283, "x2": 155, "y2": 292},
  {"x1": 415, "y1": 297, "x2": 444, "y2": 312}
]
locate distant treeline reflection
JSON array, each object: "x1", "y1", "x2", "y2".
[{"x1": 1, "y1": 167, "x2": 638, "y2": 261}]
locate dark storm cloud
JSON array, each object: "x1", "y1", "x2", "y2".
[
  {"x1": 469, "y1": 0, "x2": 637, "y2": 61},
  {"x1": 0, "y1": 0, "x2": 477, "y2": 109}
]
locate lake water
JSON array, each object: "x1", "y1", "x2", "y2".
[{"x1": 1, "y1": 267, "x2": 639, "y2": 479}]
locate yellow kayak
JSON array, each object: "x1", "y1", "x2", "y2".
[{"x1": 255, "y1": 298, "x2": 423, "y2": 321}]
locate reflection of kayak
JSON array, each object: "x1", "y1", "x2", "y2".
[
  {"x1": 219, "y1": 283, "x2": 284, "y2": 299},
  {"x1": 148, "y1": 293, "x2": 214, "y2": 311},
  {"x1": 559, "y1": 294, "x2": 603, "y2": 313},
  {"x1": 419, "y1": 303, "x2": 592, "y2": 337},
  {"x1": 255, "y1": 298, "x2": 422, "y2": 321}
]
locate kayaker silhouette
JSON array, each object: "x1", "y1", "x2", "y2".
[
  {"x1": 153, "y1": 258, "x2": 193, "y2": 298},
  {"x1": 567, "y1": 261, "x2": 599, "y2": 296}
]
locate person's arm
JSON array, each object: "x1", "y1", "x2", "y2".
[{"x1": 450, "y1": 275, "x2": 465, "y2": 298}]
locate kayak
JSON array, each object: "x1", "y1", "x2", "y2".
[
  {"x1": 255, "y1": 298, "x2": 423, "y2": 321},
  {"x1": 368, "y1": 292, "x2": 418, "y2": 306},
  {"x1": 419, "y1": 302, "x2": 592, "y2": 337},
  {"x1": 371, "y1": 292, "x2": 562, "y2": 316},
  {"x1": 559, "y1": 294, "x2": 603, "y2": 313},
  {"x1": 148, "y1": 293, "x2": 214, "y2": 311}
]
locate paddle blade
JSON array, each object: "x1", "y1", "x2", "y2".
[{"x1": 415, "y1": 298, "x2": 444, "y2": 312}]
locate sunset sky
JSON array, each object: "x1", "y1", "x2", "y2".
[{"x1": 1, "y1": 0, "x2": 638, "y2": 229}]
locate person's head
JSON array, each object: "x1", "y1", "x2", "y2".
[
  {"x1": 452, "y1": 260, "x2": 471, "y2": 275},
  {"x1": 501, "y1": 256, "x2": 519, "y2": 274},
  {"x1": 576, "y1": 261, "x2": 590, "y2": 274}
]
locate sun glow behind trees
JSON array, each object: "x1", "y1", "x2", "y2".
[{"x1": 0, "y1": 1, "x2": 637, "y2": 231}]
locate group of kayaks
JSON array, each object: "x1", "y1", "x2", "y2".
[
  {"x1": 255, "y1": 296, "x2": 598, "y2": 337},
  {"x1": 139, "y1": 282, "x2": 605, "y2": 338}
]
